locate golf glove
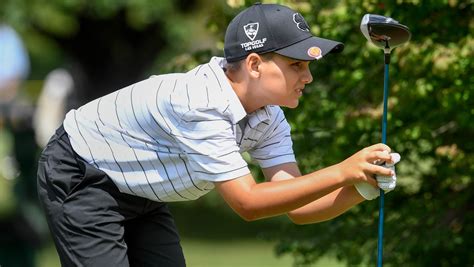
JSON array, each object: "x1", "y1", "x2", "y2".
[
  {"x1": 354, "y1": 152, "x2": 401, "y2": 200},
  {"x1": 376, "y1": 152, "x2": 400, "y2": 192}
]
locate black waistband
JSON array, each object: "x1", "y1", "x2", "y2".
[{"x1": 55, "y1": 124, "x2": 66, "y2": 137}]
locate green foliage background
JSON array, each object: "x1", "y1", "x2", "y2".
[
  {"x1": 273, "y1": 1, "x2": 473, "y2": 266},
  {"x1": 1, "y1": 0, "x2": 472, "y2": 266}
]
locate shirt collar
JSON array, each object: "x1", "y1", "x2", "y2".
[
  {"x1": 207, "y1": 57, "x2": 273, "y2": 127},
  {"x1": 248, "y1": 106, "x2": 272, "y2": 128}
]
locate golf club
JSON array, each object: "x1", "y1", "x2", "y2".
[{"x1": 360, "y1": 14, "x2": 411, "y2": 267}]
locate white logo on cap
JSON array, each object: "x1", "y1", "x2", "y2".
[
  {"x1": 293, "y1": 13, "x2": 310, "y2": 32},
  {"x1": 243, "y1": 23, "x2": 259, "y2": 41},
  {"x1": 240, "y1": 22, "x2": 267, "y2": 51}
]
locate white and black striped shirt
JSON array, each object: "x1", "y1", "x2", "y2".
[{"x1": 63, "y1": 57, "x2": 296, "y2": 202}]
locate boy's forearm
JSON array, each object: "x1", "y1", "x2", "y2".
[
  {"x1": 216, "y1": 164, "x2": 349, "y2": 221},
  {"x1": 287, "y1": 185, "x2": 365, "y2": 224},
  {"x1": 217, "y1": 144, "x2": 393, "y2": 221}
]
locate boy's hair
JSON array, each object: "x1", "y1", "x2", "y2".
[{"x1": 224, "y1": 53, "x2": 274, "y2": 73}]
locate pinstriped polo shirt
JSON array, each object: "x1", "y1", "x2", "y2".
[{"x1": 63, "y1": 57, "x2": 296, "y2": 202}]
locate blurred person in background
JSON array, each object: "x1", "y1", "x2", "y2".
[
  {"x1": 33, "y1": 68, "x2": 74, "y2": 148},
  {"x1": 0, "y1": 22, "x2": 46, "y2": 267},
  {"x1": 0, "y1": 23, "x2": 30, "y2": 127}
]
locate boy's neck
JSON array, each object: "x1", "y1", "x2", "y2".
[{"x1": 225, "y1": 71, "x2": 265, "y2": 114}]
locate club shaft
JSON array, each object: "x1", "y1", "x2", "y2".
[
  {"x1": 377, "y1": 189, "x2": 385, "y2": 267},
  {"x1": 377, "y1": 59, "x2": 390, "y2": 267}
]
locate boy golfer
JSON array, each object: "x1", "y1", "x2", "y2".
[{"x1": 38, "y1": 3, "x2": 399, "y2": 266}]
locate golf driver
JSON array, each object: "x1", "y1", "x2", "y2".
[{"x1": 360, "y1": 14, "x2": 411, "y2": 267}]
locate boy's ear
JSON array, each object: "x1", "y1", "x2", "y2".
[{"x1": 245, "y1": 53, "x2": 262, "y2": 78}]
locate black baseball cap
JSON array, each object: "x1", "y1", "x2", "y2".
[{"x1": 224, "y1": 3, "x2": 344, "y2": 62}]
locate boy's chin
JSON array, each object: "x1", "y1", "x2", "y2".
[{"x1": 283, "y1": 101, "x2": 299, "y2": 109}]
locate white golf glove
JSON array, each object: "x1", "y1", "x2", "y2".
[
  {"x1": 376, "y1": 152, "x2": 400, "y2": 192},
  {"x1": 354, "y1": 152, "x2": 401, "y2": 200}
]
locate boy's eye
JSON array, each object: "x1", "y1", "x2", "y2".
[{"x1": 292, "y1": 62, "x2": 302, "y2": 67}]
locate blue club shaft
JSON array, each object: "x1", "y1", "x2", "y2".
[
  {"x1": 381, "y1": 65, "x2": 389, "y2": 145},
  {"x1": 377, "y1": 54, "x2": 390, "y2": 267}
]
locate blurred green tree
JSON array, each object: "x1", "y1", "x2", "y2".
[
  {"x1": 0, "y1": 0, "x2": 224, "y2": 105},
  {"x1": 260, "y1": 1, "x2": 472, "y2": 266}
]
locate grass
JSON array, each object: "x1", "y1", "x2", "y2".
[
  {"x1": 0, "y1": 128, "x2": 16, "y2": 216},
  {"x1": 182, "y1": 238, "x2": 294, "y2": 267},
  {"x1": 37, "y1": 238, "x2": 343, "y2": 267}
]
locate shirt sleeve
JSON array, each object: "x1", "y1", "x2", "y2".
[
  {"x1": 248, "y1": 108, "x2": 296, "y2": 168},
  {"x1": 173, "y1": 107, "x2": 250, "y2": 182}
]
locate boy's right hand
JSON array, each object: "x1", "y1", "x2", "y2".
[
  {"x1": 354, "y1": 152, "x2": 401, "y2": 200},
  {"x1": 337, "y1": 143, "x2": 394, "y2": 187}
]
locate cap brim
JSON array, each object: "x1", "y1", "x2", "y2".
[{"x1": 274, "y1": 36, "x2": 344, "y2": 61}]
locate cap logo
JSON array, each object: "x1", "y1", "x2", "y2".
[
  {"x1": 293, "y1": 13, "x2": 310, "y2": 32},
  {"x1": 243, "y1": 23, "x2": 259, "y2": 41},
  {"x1": 240, "y1": 22, "x2": 267, "y2": 51},
  {"x1": 307, "y1": 46, "x2": 322, "y2": 59}
]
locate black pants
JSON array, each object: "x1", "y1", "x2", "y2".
[{"x1": 37, "y1": 126, "x2": 186, "y2": 267}]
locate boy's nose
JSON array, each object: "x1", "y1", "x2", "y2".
[{"x1": 302, "y1": 67, "x2": 313, "y2": 84}]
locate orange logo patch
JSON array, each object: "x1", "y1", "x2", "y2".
[{"x1": 307, "y1": 46, "x2": 322, "y2": 59}]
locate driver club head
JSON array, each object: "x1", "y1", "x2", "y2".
[{"x1": 360, "y1": 14, "x2": 411, "y2": 50}]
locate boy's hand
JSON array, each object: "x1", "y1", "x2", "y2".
[
  {"x1": 354, "y1": 152, "x2": 401, "y2": 200},
  {"x1": 338, "y1": 143, "x2": 394, "y2": 187}
]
